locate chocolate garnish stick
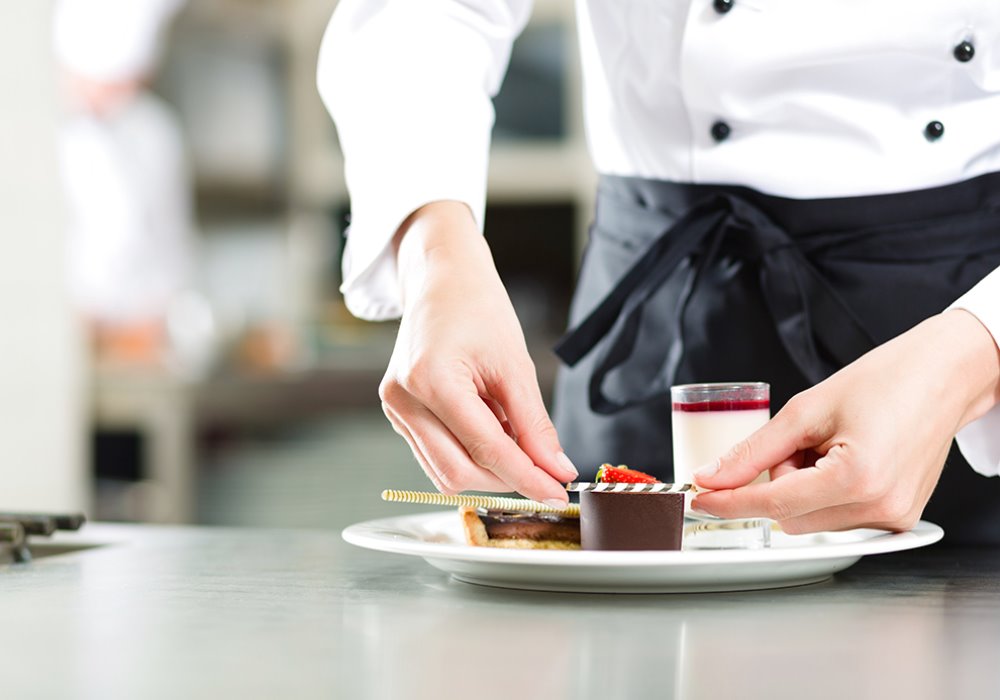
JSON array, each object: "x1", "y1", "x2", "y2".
[
  {"x1": 381, "y1": 490, "x2": 581, "y2": 517},
  {"x1": 566, "y1": 482, "x2": 695, "y2": 493}
]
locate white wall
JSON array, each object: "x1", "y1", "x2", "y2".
[{"x1": 0, "y1": 2, "x2": 87, "y2": 511}]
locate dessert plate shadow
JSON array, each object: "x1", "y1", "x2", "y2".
[{"x1": 342, "y1": 511, "x2": 944, "y2": 593}]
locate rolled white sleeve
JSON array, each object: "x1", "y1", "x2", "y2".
[
  {"x1": 318, "y1": 0, "x2": 532, "y2": 320},
  {"x1": 949, "y1": 266, "x2": 1000, "y2": 477}
]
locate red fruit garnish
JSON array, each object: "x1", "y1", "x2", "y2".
[{"x1": 595, "y1": 464, "x2": 659, "y2": 484}]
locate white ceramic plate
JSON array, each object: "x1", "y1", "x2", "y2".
[{"x1": 342, "y1": 511, "x2": 944, "y2": 593}]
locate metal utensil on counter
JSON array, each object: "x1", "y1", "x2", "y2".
[{"x1": 0, "y1": 512, "x2": 86, "y2": 563}]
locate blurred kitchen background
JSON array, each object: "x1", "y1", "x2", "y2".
[{"x1": 0, "y1": 0, "x2": 595, "y2": 531}]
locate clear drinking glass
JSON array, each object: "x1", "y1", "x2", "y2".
[{"x1": 671, "y1": 382, "x2": 772, "y2": 549}]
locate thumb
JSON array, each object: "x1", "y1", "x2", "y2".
[
  {"x1": 694, "y1": 403, "x2": 813, "y2": 490},
  {"x1": 492, "y1": 370, "x2": 579, "y2": 484}
]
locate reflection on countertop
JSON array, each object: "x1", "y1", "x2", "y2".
[{"x1": 3, "y1": 521, "x2": 999, "y2": 700}]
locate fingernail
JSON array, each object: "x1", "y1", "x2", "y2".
[
  {"x1": 543, "y1": 498, "x2": 569, "y2": 510},
  {"x1": 689, "y1": 500, "x2": 708, "y2": 514},
  {"x1": 694, "y1": 459, "x2": 720, "y2": 480},
  {"x1": 556, "y1": 452, "x2": 579, "y2": 479}
]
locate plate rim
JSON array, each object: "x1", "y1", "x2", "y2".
[{"x1": 342, "y1": 510, "x2": 944, "y2": 568}]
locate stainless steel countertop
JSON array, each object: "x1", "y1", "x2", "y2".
[{"x1": 4, "y1": 523, "x2": 998, "y2": 700}]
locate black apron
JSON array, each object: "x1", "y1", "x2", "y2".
[{"x1": 553, "y1": 172, "x2": 1000, "y2": 545}]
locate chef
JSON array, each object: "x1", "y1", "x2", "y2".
[
  {"x1": 55, "y1": 0, "x2": 193, "y2": 363},
  {"x1": 319, "y1": 1, "x2": 1000, "y2": 542}
]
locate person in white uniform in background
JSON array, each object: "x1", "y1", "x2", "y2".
[
  {"x1": 319, "y1": 1, "x2": 1000, "y2": 541},
  {"x1": 55, "y1": 0, "x2": 194, "y2": 365}
]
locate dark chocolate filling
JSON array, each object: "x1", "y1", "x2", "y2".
[{"x1": 478, "y1": 510, "x2": 581, "y2": 543}]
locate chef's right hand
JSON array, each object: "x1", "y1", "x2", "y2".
[
  {"x1": 379, "y1": 201, "x2": 577, "y2": 508},
  {"x1": 692, "y1": 310, "x2": 1000, "y2": 532}
]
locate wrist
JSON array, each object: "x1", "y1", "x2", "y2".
[
  {"x1": 394, "y1": 201, "x2": 496, "y2": 311},
  {"x1": 939, "y1": 310, "x2": 1000, "y2": 428}
]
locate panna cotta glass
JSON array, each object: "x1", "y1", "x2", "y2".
[
  {"x1": 670, "y1": 382, "x2": 770, "y2": 487},
  {"x1": 671, "y1": 382, "x2": 772, "y2": 549}
]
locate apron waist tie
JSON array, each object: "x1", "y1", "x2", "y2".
[{"x1": 554, "y1": 193, "x2": 877, "y2": 414}]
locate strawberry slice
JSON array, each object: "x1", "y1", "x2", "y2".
[{"x1": 595, "y1": 463, "x2": 659, "y2": 484}]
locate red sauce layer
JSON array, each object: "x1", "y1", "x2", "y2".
[{"x1": 672, "y1": 399, "x2": 770, "y2": 413}]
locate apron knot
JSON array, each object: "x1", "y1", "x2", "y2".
[{"x1": 554, "y1": 192, "x2": 876, "y2": 414}]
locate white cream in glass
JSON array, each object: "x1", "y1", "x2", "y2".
[{"x1": 671, "y1": 383, "x2": 770, "y2": 489}]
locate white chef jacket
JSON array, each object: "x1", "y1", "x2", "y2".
[
  {"x1": 318, "y1": 0, "x2": 1000, "y2": 476},
  {"x1": 59, "y1": 93, "x2": 194, "y2": 322}
]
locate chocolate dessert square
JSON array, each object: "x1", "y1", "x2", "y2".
[{"x1": 580, "y1": 491, "x2": 684, "y2": 551}]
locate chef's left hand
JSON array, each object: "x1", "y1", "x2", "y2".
[{"x1": 692, "y1": 310, "x2": 1000, "y2": 533}]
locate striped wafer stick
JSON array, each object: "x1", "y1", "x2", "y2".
[
  {"x1": 565, "y1": 482, "x2": 694, "y2": 493},
  {"x1": 381, "y1": 489, "x2": 581, "y2": 517}
]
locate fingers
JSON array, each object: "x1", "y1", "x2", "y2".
[
  {"x1": 481, "y1": 397, "x2": 515, "y2": 439},
  {"x1": 383, "y1": 403, "x2": 449, "y2": 494},
  {"x1": 488, "y1": 365, "x2": 578, "y2": 483},
  {"x1": 382, "y1": 374, "x2": 571, "y2": 506},
  {"x1": 423, "y1": 382, "x2": 572, "y2": 505},
  {"x1": 694, "y1": 395, "x2": 830, "y2": 490},
  {"x1": 382, "y1": 401, "x2": 509, "y2": 494},
  {"x1": 694, "y1": 439, "x2": 941, "y2": 533},
  {"x1": 766, "y1": 442, "x2": 949, "y2": 534},
  {"x1": 775, "y1": 499, "x2": 920, "y2": 535},
  {"x1": 767, "y1": 450, "x2": 809, "y2": 481},
  {"x1": 692, "y1": 445, "x2": 859, "y2": 521}
]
